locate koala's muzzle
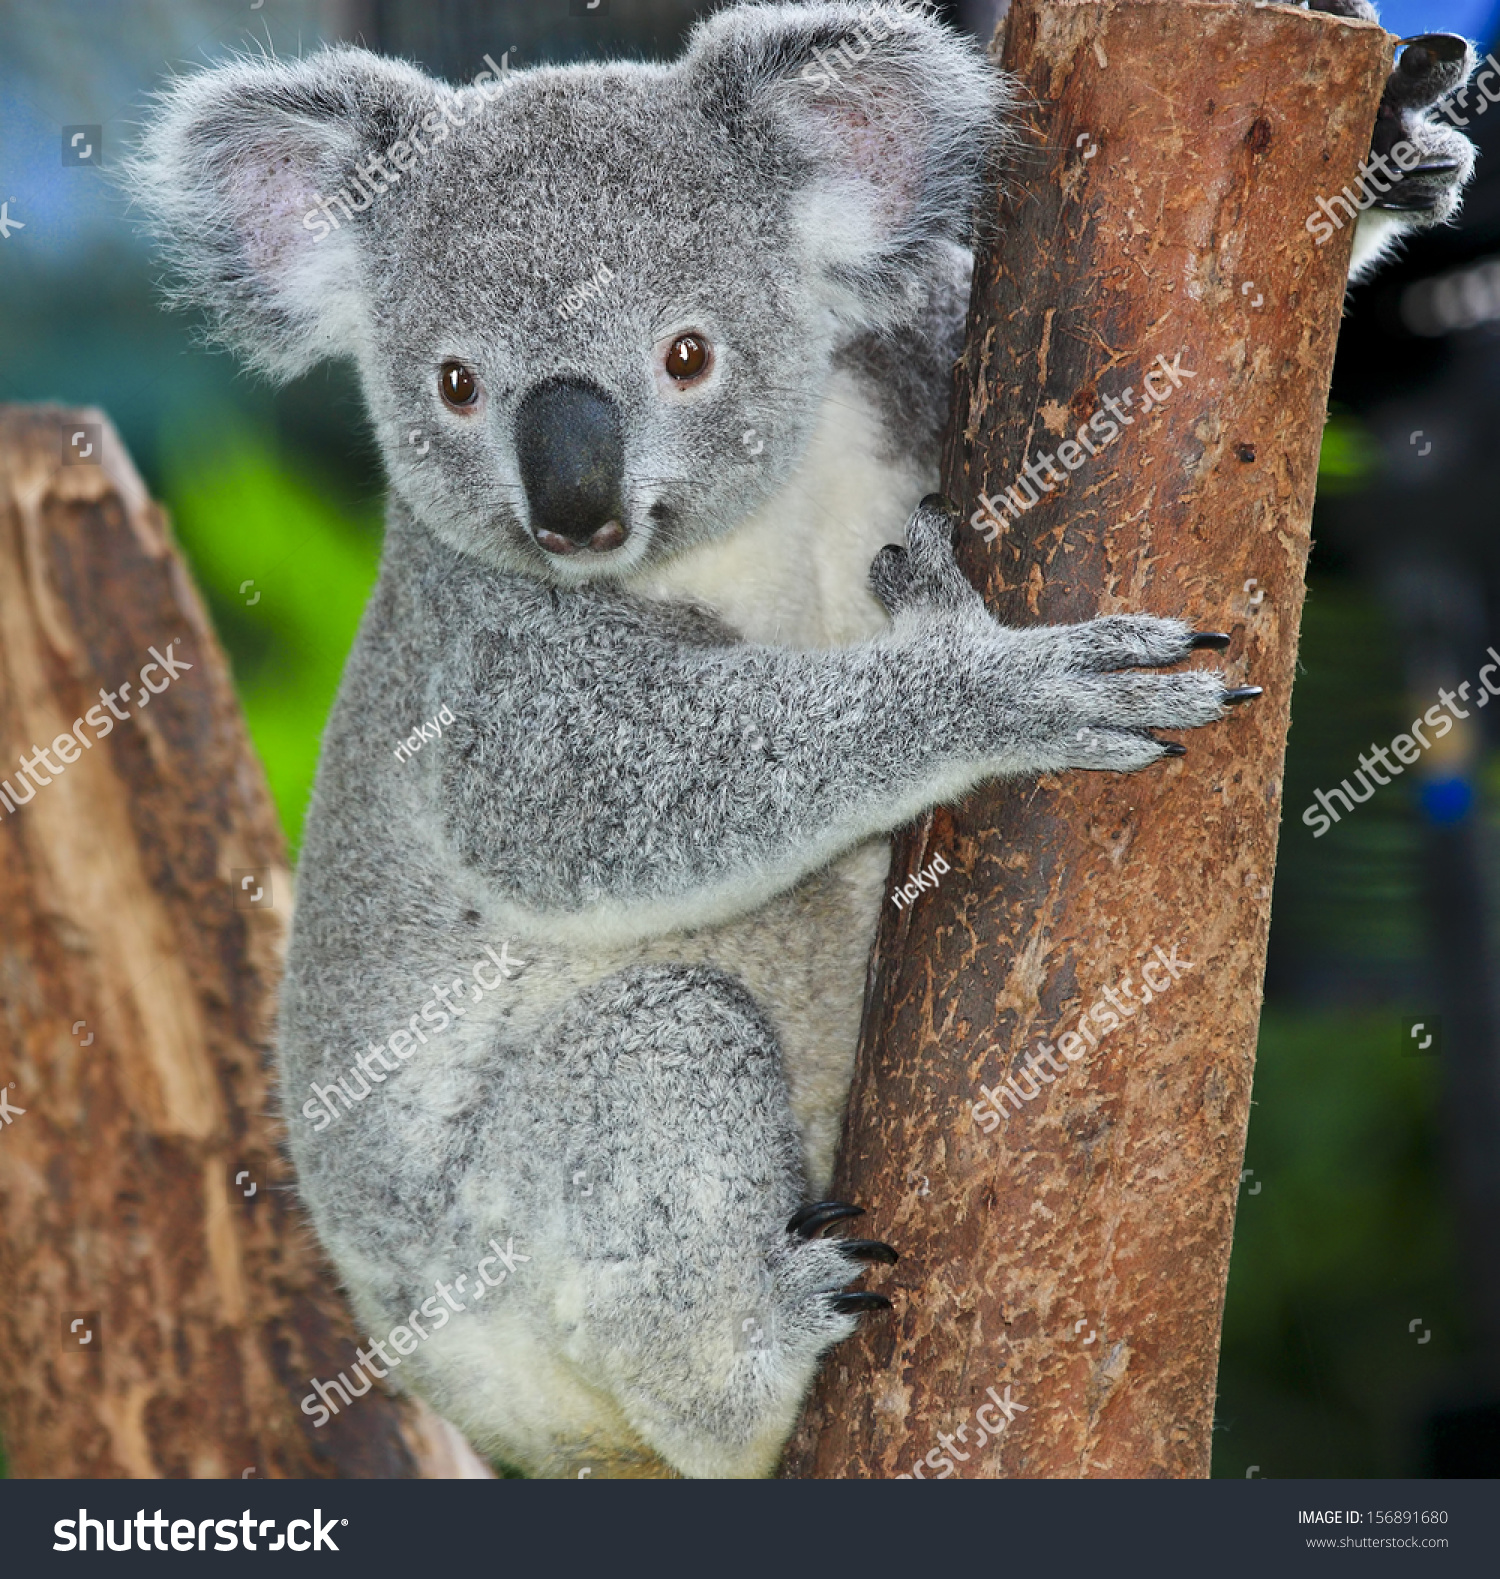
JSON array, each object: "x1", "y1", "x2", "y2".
[{"x1": 515, "y1": 377, "x2": 628, "y2": 555}]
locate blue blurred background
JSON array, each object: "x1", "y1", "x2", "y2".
[{"x1": 2, "y1": 0, "x2": 1499, "y2": 1478}]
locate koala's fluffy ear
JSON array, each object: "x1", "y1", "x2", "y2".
[
  {"x1": 125, "y1": 48, "x2": 435, "y2": 379},
  {"x1": 682, "y1": 2, "x2": 1008, "y2": 331}
]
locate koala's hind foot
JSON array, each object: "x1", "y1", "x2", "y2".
[
  {"x1": 788, "y1": 1198, "x2": 899, "y2": 1311},
  {"x1": 1370, "y1": 35, "x2": 1475, "y2": 217},
  {"x1": 505, "y1": 966, "x2": 897, "y2": 1479},
  {"x1": 1304, "y1": 5, "x2": 1477, "y2": 277}
]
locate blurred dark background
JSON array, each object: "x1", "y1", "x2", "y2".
[{"x1": 2, "y1": 0, "x2": 1498, "y2": 1479}]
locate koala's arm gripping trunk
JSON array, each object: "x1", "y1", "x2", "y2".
[
  {"x1": 449, "y1": 606, "x2": 1213, "y2": 927},
  {"x1": 783, "y1": 0, "x2": 1391, "y2": 1479}
]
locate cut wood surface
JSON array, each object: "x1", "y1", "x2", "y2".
[
  {"x1": 0, "y1": 405, "x2": 488, "y2": 1478},
  {"x1": 786, "y1": 0, "x2": 1391, "y2": 1478}
]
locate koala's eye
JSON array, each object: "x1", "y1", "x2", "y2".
[
  {"x1": 439, "y1": 361, "x2": 479, "y2": 408},
  {"x1": 664, "y1": 334, "x2": 710, "y2": 382}
]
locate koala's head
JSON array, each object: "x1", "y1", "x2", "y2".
[{"x1": 128, "y1": 2, "x2": 1002, "y2": 584}]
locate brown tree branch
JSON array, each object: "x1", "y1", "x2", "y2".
[{"x1": 786, "y1": 0, "x2": 1391, "y2": 1479}]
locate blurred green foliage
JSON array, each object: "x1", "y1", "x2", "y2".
[
  {"x1": 1318, "y1": 409, "x2": 1382, "y2": 496},
  {"x1": 158, "y1": 415, "x2": 383, "y2": 855},
  {"x1": 1213, "y1": 570, "x2": 1476, "y2": 1476},
  {"x1": 1266, "y1": 578, "x2": 1426, "y2": 991},
  {"x1": 1214, "y1": 1008, "x2": 1462, "y2": 1477}
]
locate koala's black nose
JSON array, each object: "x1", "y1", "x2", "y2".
[{"x1": 515, "y1": 376, "x2": 628, "y2": 555}]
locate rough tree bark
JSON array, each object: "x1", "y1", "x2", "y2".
[
  {"x1": 0, "y1": 405, "x2": 488, "y2": 1479},
  {"x1": 786, "y1": 1, "x2": 1391, "y2": 1478}
]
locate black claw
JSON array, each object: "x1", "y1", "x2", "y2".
[
  {"x1": 1161, "y1": 741, "x2": 1188, "y2": 757},
  {"x1": 1190, "y1": 631, "x2": 1231, "y2": 650},
  {"x1": 830, "y1": 1291, "x2": 893, "y2": 1316},
  {"x1": 838, "y1": 1238, "x2": 900, "y2": 1266},
  {"x1": 1397, "y1": 33, "x2": 1471, "y2": 67},
  {"x1": 788, "y1": 1200, "x2": 865, "y2": 1237},
  {"x1": 1375, "y1": 197, "x2": 1441, "y2": 213},
  {"x1": 1222, "y1": 686, "x2": 1263, "y2": 705},
  {"x1": 918, "y1": 492, "x2": 958, "y2": 517}
]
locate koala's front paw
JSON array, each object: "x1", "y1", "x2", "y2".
[
  {"x1": 872, "y1": 498, "x2": 1258, "y2": 774},
  {"x1": 870, "y1": 494, "x2": 982, "y2": 618},
  {"x1": 1026, "y1": 617, "x2": 1256, "y2": 773}
]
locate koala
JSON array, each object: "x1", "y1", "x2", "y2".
[{"x1": 129, "y1": 1, "x2": 1472, "y2": 1478}]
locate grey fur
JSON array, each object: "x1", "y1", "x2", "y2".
[{"x1": 124, "y1": 0, "x2": 1450, "y2": 1478}]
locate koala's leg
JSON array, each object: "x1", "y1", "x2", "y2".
[{"x1": 526, "y1": 964, "x2": 890, "y2": 1479}]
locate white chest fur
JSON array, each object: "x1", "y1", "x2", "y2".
[
  {"x1": 628, "y1": 372, "x2": 934, "y2": 1187},
  {"x1": 632, "y1": 371, "x2": 928, "y2": 648}
]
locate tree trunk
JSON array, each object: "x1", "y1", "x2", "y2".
[
  {"x1": 785, "y1": 0, "x2": 1391, "y2": 1479},
  {"x1": 0, "y1": 405, "x2": 488, "y2": 1479}
]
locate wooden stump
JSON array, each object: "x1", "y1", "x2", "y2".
[{"x1": 0, "y1": 405, "x2": 487, "y2": 1479}]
